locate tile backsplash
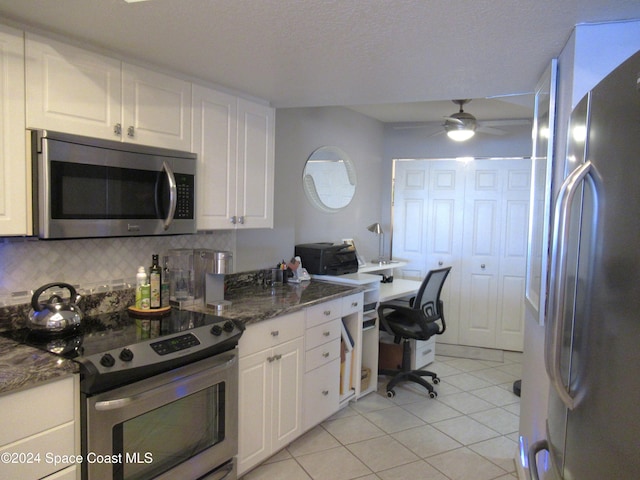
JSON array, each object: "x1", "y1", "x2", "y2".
[{"x1": 0, "y1": 231, "x2": 235, "y2": 305}]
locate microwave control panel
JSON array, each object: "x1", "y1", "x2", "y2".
[{"x1": 175, "y1": 173, "x2": 195, "y2": 219}]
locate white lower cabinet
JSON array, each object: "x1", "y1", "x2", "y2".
[
  {"x1": 0, "y1": 375, "x2": 80, "y2": 480},
  {"x1": 303, "y1": 313, "x2": 341, "y2": 431},
  {"x1": 237, "y1": 312, "x2": 304, "y2": 476}
]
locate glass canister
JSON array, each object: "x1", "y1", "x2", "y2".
[{"x1": 165, "y1": 249, "x2": 195, "y2": 302}]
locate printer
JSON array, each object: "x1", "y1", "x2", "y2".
[{"x1": 294, "y1": 243, "x2": 358, "y2": 276}]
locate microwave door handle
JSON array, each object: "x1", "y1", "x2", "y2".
[{"x1": 161, "y1": 161, "x2": 177, "y2": 230}]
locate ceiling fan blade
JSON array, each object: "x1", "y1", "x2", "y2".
[
  {"x1": 392, "y1": 123, "x2": 430, "y2": 130},
  {"x1": 480, "y1": 119, "x2": 531, "y2": 127},
  {"x1": 476, "y1": 126, "x2": 507, "y2": 135},
  {"x1": 428, "y1": 129, "x2": 446, "y2": 138}
]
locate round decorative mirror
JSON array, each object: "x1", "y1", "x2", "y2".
[{"x1": 303, "y1": 146, "x2": 357, "y2": 212}]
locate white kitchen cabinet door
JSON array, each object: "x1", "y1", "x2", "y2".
[
  {"x1": 25, "y1": 33, "x2": 122, "y2": 140},
  {"x1": 26, "y1": 34, "x2": 191, "y2": 151},
  {"x1": 236, "y1": 98, "x2": 274, "y2": 229},
  {"x1": 237, "y1": 347, "x2": 271, "y2": 476},
  {"x1": 237, "y1": 315, "x2": 303, "y2": 477},
  {"x1": 192, "y1": 85, "x2": 238, "y2": 229},
  {"x1": 122, "y1": 63, "x2": 191, "y2": 151},
  {"x1": 237, "y1": 338, "x2": 303, "y2": 475},
  {"x1": 270, "y1": 337, "x2": 303, "y2": 452},
  {"x1": 193, "y1": 88, "x2": 274, "y2": 230},
  {"x1": 0, "y1": 24, "x2": 28, "y2": 236}
]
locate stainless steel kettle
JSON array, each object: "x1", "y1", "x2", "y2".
[{"x1": 28, "y1": 282, "x2": 83, "y2": 333}]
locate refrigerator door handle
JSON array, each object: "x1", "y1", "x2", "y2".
[
  {"x1": 528, "y1": 439, "x2": 550, "y2": 480},
  {"x1": 546, "y1": 160, "x2": 596, "y2": 410}
]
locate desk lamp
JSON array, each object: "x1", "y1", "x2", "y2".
[{"x1": 367, "y1": 223, "x2": 386, "y2": 263}]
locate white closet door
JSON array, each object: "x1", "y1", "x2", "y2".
[
  {"x1": 459, "y1": 162, "x2": 503, "y2": 348},
  {"x1": 459, "y1": 159, "x2": 530, "y2": 350},
  {"x1": 392, "y1": 160, "x2": 430, "y2": 279},
  {"x1": 392, "y1": 158, "x2": 530, "y2": 351},
  {"x1": 422, "y1": 161, "x2": 464, "y2": 345},
  {"x1": 496, "y1": 162, "x2": 530, "y2": 350}
]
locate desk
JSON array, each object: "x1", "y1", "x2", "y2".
[{"x1": 378, "y1": 278, "x2": 421, "y2": 302}]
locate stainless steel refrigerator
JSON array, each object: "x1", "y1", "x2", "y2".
[{"x1": 529, "y1": 49, "x2": 640, "y2": 479}]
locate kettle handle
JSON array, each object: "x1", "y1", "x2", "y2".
[{"x1": 31, "y1": 282, "x2": 79, "y2": 312}]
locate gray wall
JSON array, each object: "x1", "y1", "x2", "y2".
[{"x1": 235, "y1": 106, "x2": 386, "y2": 271}]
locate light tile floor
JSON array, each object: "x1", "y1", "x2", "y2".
[{"x1": 242, "y1": 351, "x2": 522, "y2": 480}]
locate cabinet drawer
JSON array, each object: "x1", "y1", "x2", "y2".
[
  {"x1": 414, "y1": 337, "x2": 436, "y2": 368},
  {"x1": 239, "y1": 311, "x2": 305, "y2": 358},
  {"x1": 0, "y1": 422, "x2": 75, "y2": 480},
  {"x1": 305, "y1": 339, "x2": 340, "y2": 372},
  {"x1": 305, "y1": 319, "x2": 341, "y2": 351},
  {"x1": 306, "y1": 299, "x2": 341, "y2": 328},
  {"x1": 0, "y1": 375, "x2": 75, "y2": 446},
  {"x1": 303, "y1": 358, "x2": 340, "y2": 430},
  {"x1": 341, "y1": 293, "x2": 363, "y2": 317}
]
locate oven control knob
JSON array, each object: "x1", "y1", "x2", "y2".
[
  {"x1": 223, "y1": 321, "x2": 235, "y2": 333},
  {"x1": 119, "y1": 348, "x2": 134, "y2": 362},
  {"x1": 210, "y1": 324, "x2": 223, "y2": 336},
  {"x1": 100, "y1": 353, "x2": 116, "y2": 368}
]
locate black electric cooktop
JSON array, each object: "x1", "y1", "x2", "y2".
[{"x1": 3, "y1": 307, "x2": 244, "y2": 394}]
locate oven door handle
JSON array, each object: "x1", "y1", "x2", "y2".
[{"x1": 94, "y1": 354, "x2": 236, "y2": 411}]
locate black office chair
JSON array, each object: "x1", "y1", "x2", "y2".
[{"x1": 377, "y1": 266, "x2": 451, "y2": 398}]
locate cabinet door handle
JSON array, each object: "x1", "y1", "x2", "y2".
[
  {"x1": 322, "y1": 390, "x2": 329, "y2": 396},
  {"x1": 267, "y1": 355, "x2": 275, "y2": 363},
  {"x1": 323, "y1": 310, "x2": 331, "y2": 316},
  {"x1": 271, "y1": 330, "x2": 279, "y2": 337},
  {"x1": 438, "y1": 261, "x2": 443, "y2": 266},
  {"x1": 480, "y1": 264, "x2": 486, "y2": 269},
  {"x1": 322, "y1": 352, "x2": 330, "y2": 358},
  {"x1": 351, "y1": 301, "x2": 358, "y2": 307},
  {"x1": 323, "y1": 331, "x2": 331, "y2": 337},
  {"x1": 274, "y1": 354, "x2": 282, "y2": 361},
  {"x1": 230, "y1": 216, "x2": 237, "y2": 225},
  {"x1": 114, "y1": 123, "x2": 122, "y2": 136},
  {"x1": 127, "y1": 125, "x2": 135, "y2": 137},
  {"x1": 238, "y1": 216, "x2": 245, "y2": 225}
]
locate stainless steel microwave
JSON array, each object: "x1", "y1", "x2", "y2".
[{"x1": 31, "y1": 130, "x2": 196, "y2": 239}]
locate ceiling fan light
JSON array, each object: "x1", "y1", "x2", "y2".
[{"x1": 447, "y1": 129, "x2": 475, "y2": 141}]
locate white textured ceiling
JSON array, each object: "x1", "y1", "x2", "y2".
[{"x1": 1, "y1": 0, "x2": 640, "y2": 122}]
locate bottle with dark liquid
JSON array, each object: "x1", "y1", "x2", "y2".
[{"x1": 149, "y1": 254, "x2": 162, "y2": 309}]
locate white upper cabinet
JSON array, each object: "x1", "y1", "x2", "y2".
[
  {"x1": 236, "y1": 98, "x2": 275, "y2": 229},
  {"x1": 121, "y1": 62, "x2": 191, "y2": 150},
  {"x1": 193, "y1": 85, "x2": 274, "y2": 230},
  {"x1": 26, "y1": 33, "x2": 191, "y2": 151},
  {"x1": 0, "y1": 24, "x2": 29, "y2": 236}
]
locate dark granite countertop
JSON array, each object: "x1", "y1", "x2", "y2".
[
  {"x1": 0, "y1": 336, "x2": 78, "y2": 396},
  {"x1": 0, "y1": 279, "x2": 361, "y2": 396},
  {"x1": 192, "y1": 279, "x2": 363, "y2": 325}
]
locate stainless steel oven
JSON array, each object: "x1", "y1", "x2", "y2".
[
  {"x1": 84, "y1": 351, "x2": 238, "y2": 480},
  {"x1": 31, "y1": 129, "x2": 196, "y2": 239},
  {"x1": 5, "y1": 307, "x2": 243, "y2": 480}
]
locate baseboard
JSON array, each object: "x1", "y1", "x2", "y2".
[{"x1": 436, "y1": 343, "x2": 505, "y2": 362}]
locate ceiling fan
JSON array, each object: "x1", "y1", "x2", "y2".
[
  {"x1": 444, "y1": 99, "x2": 477, "y2": 141},
  {"x1": 393, "y1": 99, "x2": 531, "y2": 141}
]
